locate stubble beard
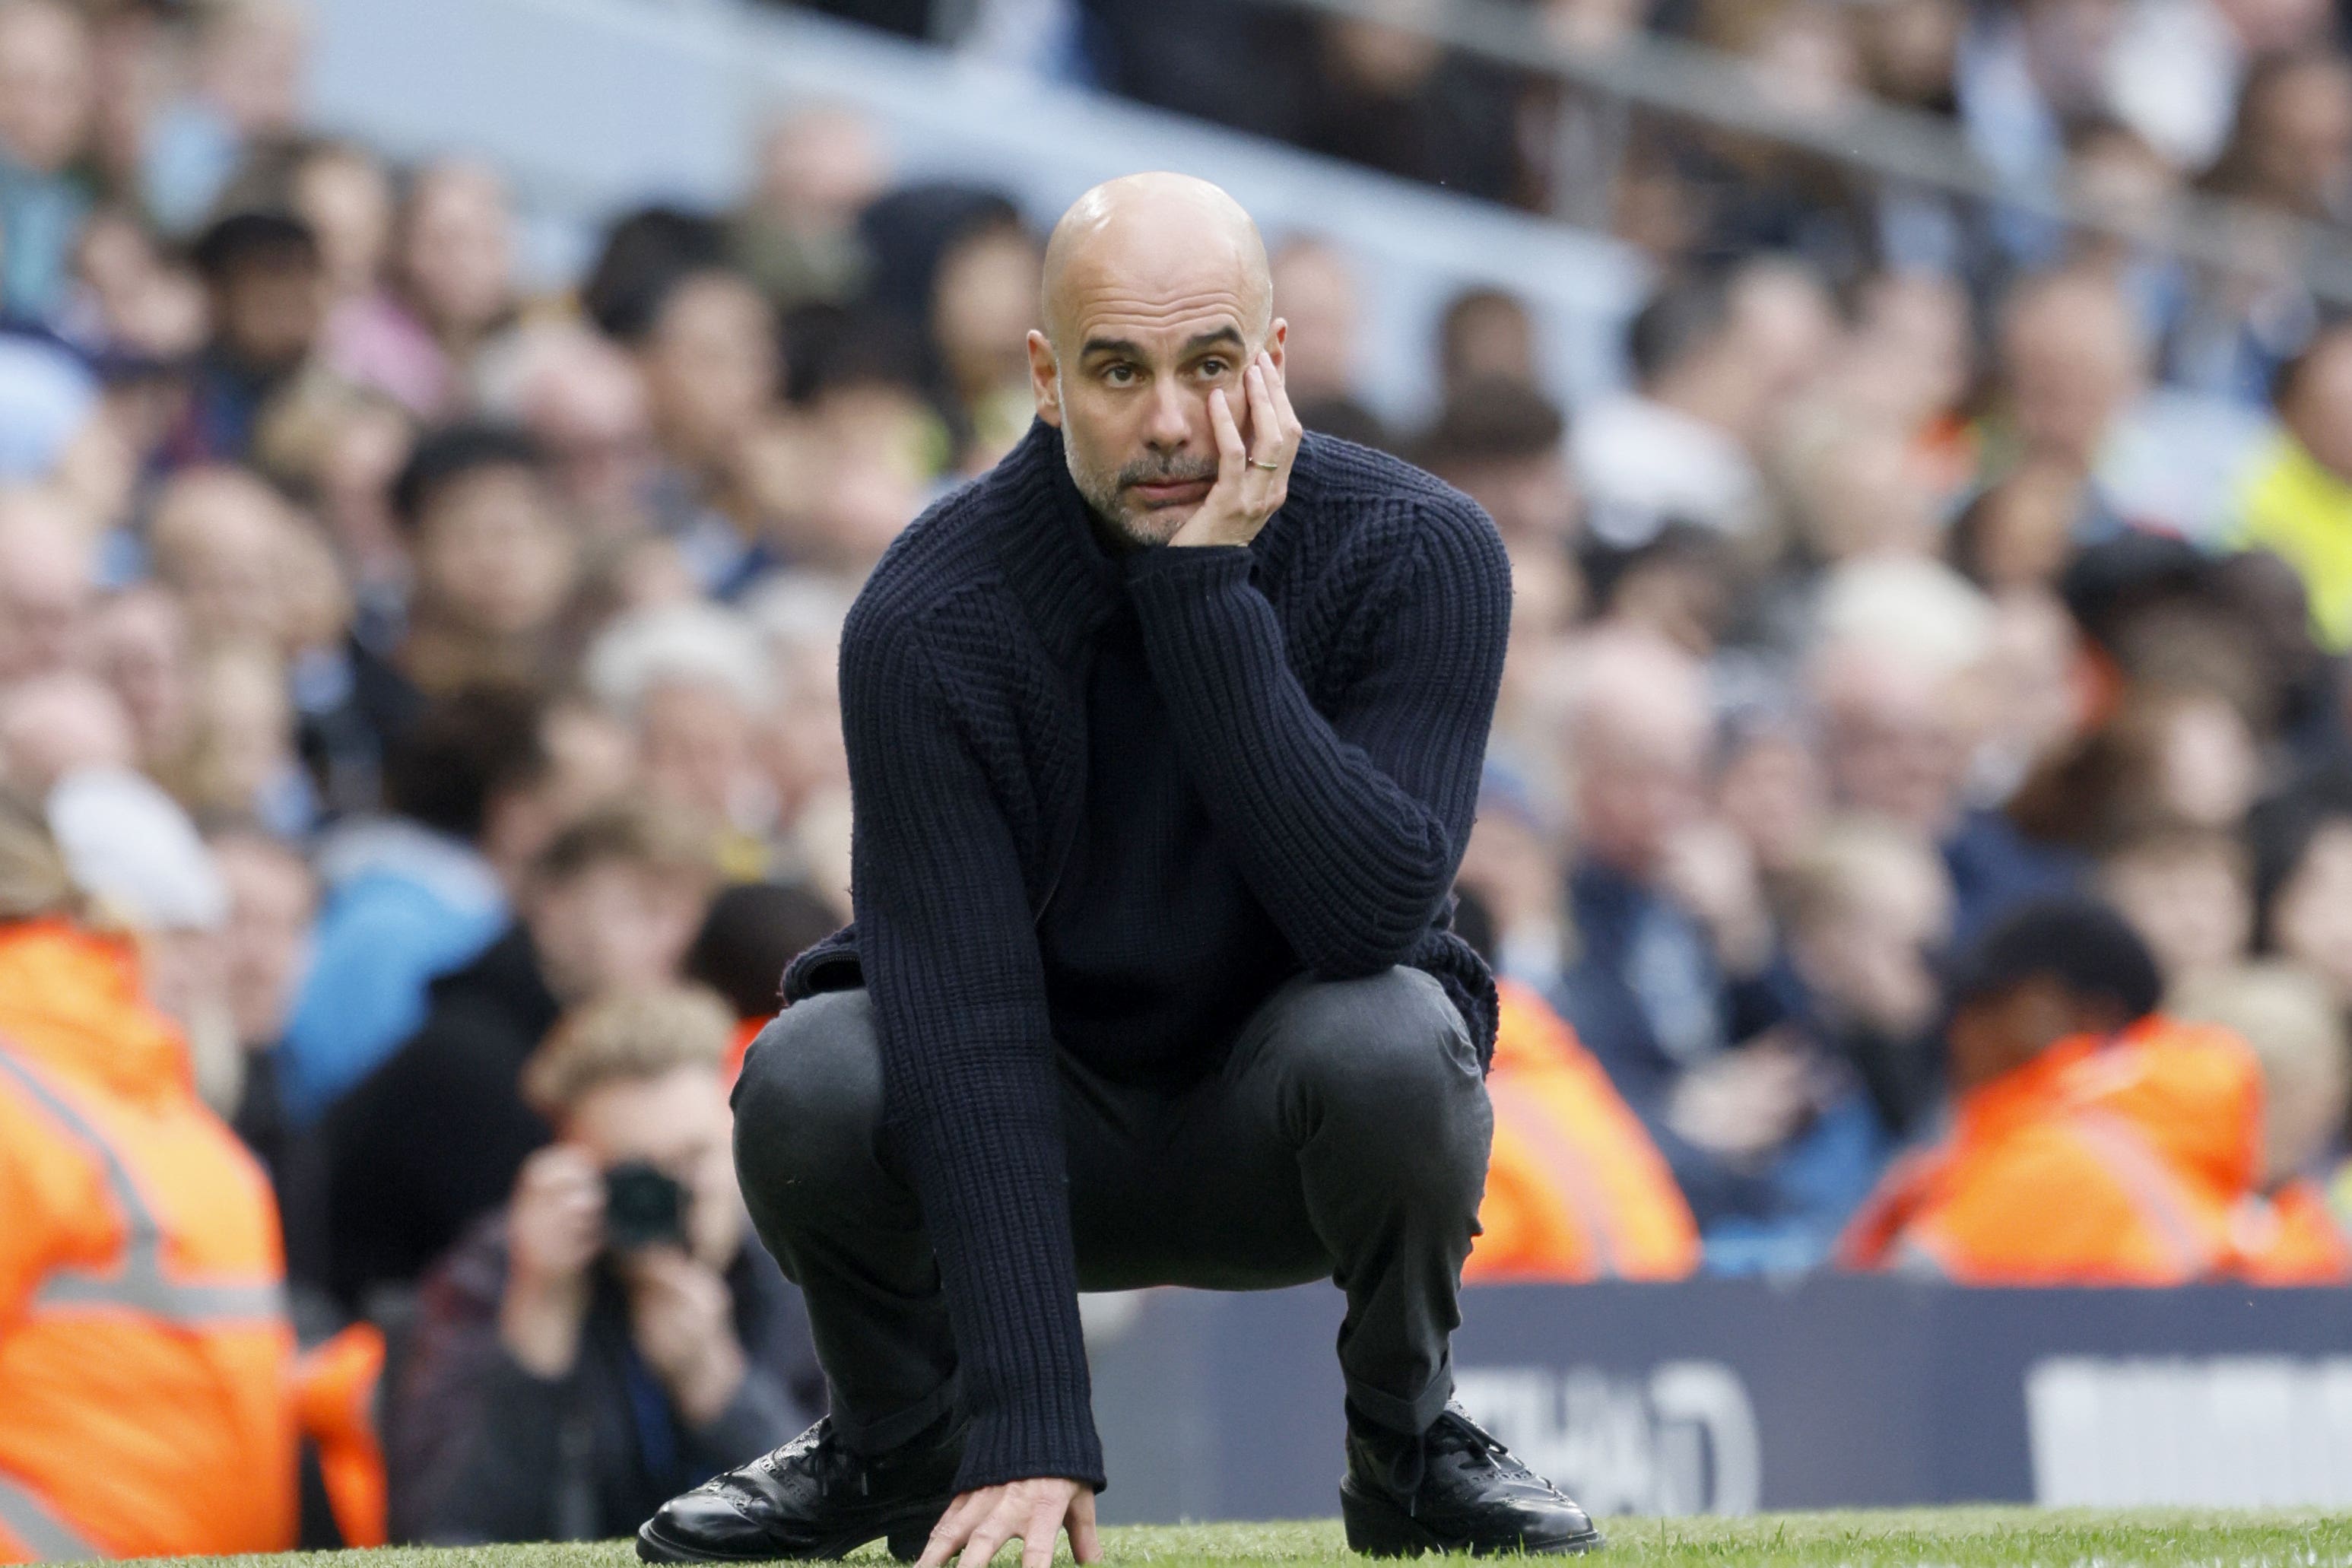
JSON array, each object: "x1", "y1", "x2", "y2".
[{"x1": 1063, "y1": 402, "x2": 1217, "y2": 548}]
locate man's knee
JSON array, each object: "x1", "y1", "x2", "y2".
[
  {"x1": 732, "y1": 988, "x2": 885, "y2": 1202},
  {"x1": 1270, "y1": 968, "x2": 1488, "y2": 1154}
]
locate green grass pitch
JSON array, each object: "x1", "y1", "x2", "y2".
[{"x1": 186, "y1": 1510, "x2": 2352, "y2": 1568}]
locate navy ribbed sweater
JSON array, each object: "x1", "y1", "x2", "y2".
[{"x1": 780, "y1": 420, "x2": 1510, "y2": 1492}]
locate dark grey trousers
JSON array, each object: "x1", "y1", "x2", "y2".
[{"x1": 730, "y1": 966, "x2": 1493, "y2": 1456}]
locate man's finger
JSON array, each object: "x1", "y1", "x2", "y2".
[
  {"x1": 956, "y1": 1498, "x2": 1020, "y2": 1568},
  {"x1": 1208, "y1": 387, "x2": 1246, "y2": 477},
  {"x1": 917, "y1": 1491, "x2": 987, "y2": 1568},
  {"x1": 1019, "y1": 1496, "x2": 1064, "y2": 1568},
  {"x1": 1068, "y1": 1489, "x2": 1103, "y2": 1565},
  {"x1": 1244, "y1": 360, "x2": 1284, "y2": 465}
]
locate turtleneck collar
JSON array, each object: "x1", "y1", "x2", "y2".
[{"x1": 987, "y1": 418, "x2": 1318, "y2": 666}]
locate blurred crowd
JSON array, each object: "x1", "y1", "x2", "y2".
[{"x1": 11, "y1": 0, "x2": 2352, "y2": 1555}]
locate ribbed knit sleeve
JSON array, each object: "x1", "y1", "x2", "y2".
[
  {"x1": 1122, "y1": 500, "x2": 1511, "y2": 977},
  {"x1": 836, "y1": 607, "x2": 1103, "y2": 1493}
]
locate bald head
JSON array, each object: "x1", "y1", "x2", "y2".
[
  {"x1": 1040, "y1": 173, "x2": 1270, "y2": 354},
  {"x1": 1030, "y1": 174, "x2": 1286, "y2": 545}
]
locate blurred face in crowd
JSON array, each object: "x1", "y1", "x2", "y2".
[
  {"x1": 148, "y1": 468, "x2": 297, "y2": 648},
  {"x1": 215, "y1": 246, "x2": 328, "y2": 376},
  {"x1": 209, "y1": 830, "x2": 315, "y2": 1049},
  {"x1": 932, "y1": 220, "x2": 1044, "y2": 403},
  {"x1": 2271, "y1": 819, "x2": 2352, "y2": 1004},
  {"x1": 526, "y1": 854, "x2": 709, "y2": 1006},
  {"x1": 1442, "y1": 292, "x2": 1537, "y2": 397},
  {"x1": 1030, "y1": 174, "x2": 1284, "y2": 546},
  {"x1": 521, "y1": 334, "x2": 656, "y2": 534},
  {"x1": 412, "y1": 462, "x2": 576, "y2": 638},
  {"x1": 186, "y1": 646, "x2": 298, "y2": 818},
  {"x1": 1267, "y1": 239, "x2": 1360, "y2": 404},
  {"x1": 1999, "y1": 271, "x2": 2144, "y2": 468},
  {"x1": 2282, "y1": 329, "x2": 2352, "y2": 482},
  {"x1": 0, "y1": 671, "x2": 132, "y2": 796},
  {"x1": 2236, "y1": 55, "x2": 2352, "y2": 215},
  {"x1": 400, "y1": 160, "x2": 516, "y2": 341},
  {"x1": 295, "y1": 144, "x2": 395, "y2": 300},
  {"x1": 0, "y1": 489, "x2": 92, "y2": 682},
  {"x1": 640, "y1": 271, "x2": 780, "y2": 471},
  {"x1": 562, "y1": 1062, "x2": 742, "y2": 1269},
  {"x1": 86, "y1": 586, "x2": 192, "y2": 769},
  {"x1": 1715, "y1": 727, "x2": 1828, "y2": 878},
  {"x1": 1564, "y1": 633, "x2": 1711, "y2": 875},
  {"x1": 639, "y1": 675, "x2": 766, "y2": 832},
  {"x1": 1789, "y1": 826, "x2": 1953, "y2": 1040},
  {"x1": 75, "y1": 210, "x2": 208, "y2": 360},
  {"x1": 1947, "y1": 974, "x2": 2113, "y2": 1092},
  {"x1": 1960, "y1": 458, "x2": 2083, "y2": 591},
  {"x1": 1814, "y1": 645, "x2": 1966, "y2": 835},
  {"x1": 0, "y1": 0, "x2": 90, "y2": 175},
  {"x1": 2100, "y1": 837, "x2": 2252, "y2": 986},
  {"x1": 196, "y1": 0, "x2": 306, "y2": 137},
  {"x1": 751, "y1": 104, "x2": 887, "y2": 233}
]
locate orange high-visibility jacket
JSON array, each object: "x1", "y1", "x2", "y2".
[
  {"x1": 0, "y1": 918, "x2": 299, "y2": 1562},
  {"x1": 1464, "y1": 980, "x2": 1701, "y2": 1283},
  {"x1": 1836, "y1": 1016, "x2": 2259, "y2": 1284},
  {"x1": 2232, "y1": 1179, "x2": 2352, "y2": 1286}
]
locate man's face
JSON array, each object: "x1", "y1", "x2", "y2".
[
  {"x1": 213, "y1": 836, "x2": 316, "y2": 1048},
  {"x1": 415, "y1": 465, "x2": 575, "y2": 636},
  {"x1": 527, "y1": 859, "x2": 707, "y2": 1005},
  {"x1": 643, "y1": 273, "x2": 779, "y2": 468},
  {"x1": 562, "y1": 1064, "x2": 741, "y2": 1268},
  {"x1": 217, "y1": 256, "x2": 326, "y2": 375},
  {"x1": 0, "y1": 1, "x2": 90, "y2": 176},
  {"x1": 1030, "y1": 263, "x2": 1284, "y2": 548}
]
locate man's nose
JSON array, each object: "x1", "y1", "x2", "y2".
[{"x1": 1143, "y1": 379, "x2": 1194, "y2": 449}]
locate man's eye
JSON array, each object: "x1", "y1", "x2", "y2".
[
  {"x1": 1104, "y1": 365, "x2": 1136, "y2": 386},
  {"x1": 1199, "y1": 359, "x2": 1229, "y2": 378}
]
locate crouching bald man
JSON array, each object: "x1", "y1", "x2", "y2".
[{"x1": 637, "y1": 173, "x2": 1598, "y2": 1564}]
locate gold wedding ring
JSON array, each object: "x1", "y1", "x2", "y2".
[{"x1": 1249, "y1": 460, "x2": 1281, "y2": 471}]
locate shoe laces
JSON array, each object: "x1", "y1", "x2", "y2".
[
  {"x1": 1425, "y1": 1405, "x2": 1531, "y2": 1478},
  {"x1": 751, "y1": 1420, "x2": 871, "y2": 1501}
]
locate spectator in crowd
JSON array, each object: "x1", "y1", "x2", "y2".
[
  {"x1": 1808, "y1": 561, "x2": 2082, "y2": 943},
  {"x1": 1452, "y1": 886, "x2": 1702, "y2": 1284},
  {"x1": 176, "y1": 210, "x2": 329, "y2": 467},
  {"x1": 1572, "y1": 258, "x2": 1836, "y2": 550},
  {"x1": 276, "y1": 686, "x2": 560, "y2": 1122},
  {"x1": 392, "y1": 985, "x2": 821, "y2": 1545},
  {"x1": 1415, "y1": 377, "x2": 1580, "y2": 554},
  {"x1": 726, "y1": 103, "x2": 886, "y2": 313},
  {"x1": 682, "y1": 877, "x2": 842, "y2": 1078},
  {"x1": 0, "y1": 786, "x2": 298, "y2": 1559},
  {"x1": 0, "y1": 485, "x2": 91, "y2": 684},
  {"x1": 2234, "y1": 321, "x2": 2352, "y2": 650},
  {"x1": 2170, "y1": 960, "x2": 2352, "y2": 1284},
  {"x1": 316, "y1": 803, "x2": 717, "y2": 1312},
  {"x1": 1437, "y1": 286, "x2": 1539, "y2": 399},
  {"x1": 0, "y1": 0, "x2": 94, "y2": 321},
  {"x1": 2249, "y1": 775, "x2": 2352, "y2": 1012},
  {"x1": 209, "y1": 824, "x2": 316, "y2": 1192},
  {"x1": 327, "y1": 158, "x2": 519, "y2": 420},
  {"x1": 391, "y1": 422, "x2": 579, "y2": 699},
  {"x1": 2099, "y1": 821, "x2": 2255, "y2": 989},
  {"x1": 1266, "y1": 236, "x2": 1363, "y2": 409},
  {"x1": 1839, "y1": 897, "x2": 2262, "y2": 1284}
]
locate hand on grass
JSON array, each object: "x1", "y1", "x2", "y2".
[{"x1": 916, "y1": 1476, "x2": 1102, "y2": 1568}]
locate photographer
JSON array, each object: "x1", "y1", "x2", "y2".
[{"x1": 389, "y1": 987, "x2": 821, "y2": 1544}]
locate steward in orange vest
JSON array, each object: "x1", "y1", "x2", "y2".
[
  {"x1": 1839, "y1": 897, "x2": 2260, "y2": 1285},
  {"x1": 1465, "y1": 981, "x2": 1700, "y2": 1282},
  {"x1": 0, "y1": 792, "x2": 383, "y2": 1560}
]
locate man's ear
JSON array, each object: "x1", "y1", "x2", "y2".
[
  {"x1": 1027, "y1": 329, "x2": 1062, "y2": 428},
  {"x1": 1265, "y1": 317, "x2": 1289, "y2": 376}
]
